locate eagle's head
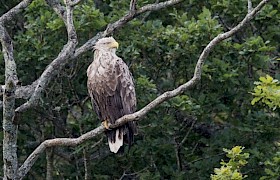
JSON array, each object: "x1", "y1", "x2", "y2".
[{"x1": 94, "y1": 37, "x2": 119, "y2": 52}]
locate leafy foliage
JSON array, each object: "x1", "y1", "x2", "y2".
[
  {"x1": 251, "y1": 75, "x2": 280, "y2": 110},
  {"x1": 211, "y1": 146, "x2": 249, "y2": 180},
  {"x1": 260, "y1": 147, "x2": 280, "y2": 180}
]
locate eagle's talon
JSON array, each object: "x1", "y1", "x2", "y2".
[{"x1": 102, "y1": 120, "x2": 111, "y2": 130}]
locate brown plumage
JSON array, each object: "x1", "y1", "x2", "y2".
[{"x1": 87, "y1": 37, "x2": 137, "y2": 153}]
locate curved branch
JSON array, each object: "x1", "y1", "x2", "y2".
[
  {"x1": 113, "y1": 0, "x2": 270, "y2": 129},
  {"x1": 16, "y1": 0, "x2": 270, "y2": 178},
  {"x1": 17, "y1": 126, "x2": 104, "y2": 179}
]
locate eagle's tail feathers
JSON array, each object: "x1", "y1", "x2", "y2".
[{"x1": 108, "y1": 129, "x2": 123, "y2": 153}]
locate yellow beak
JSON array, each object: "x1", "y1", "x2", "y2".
[{"x1": 109, "y1": 41, "x2": 119, "y2": 49}]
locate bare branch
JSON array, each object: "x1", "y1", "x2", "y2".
[
  {"x1": 129, "y1": 0, "x2": 137, "y2": 12},
  {"x1": 17, "y1": 126, "x2": 104, "y2": 178},
  {"x1": 0, "y1": 100, "x2": 3, "y2": 109},
  {"x1": 73, "y1": 0, "x2": 184, "y2": 59},
  {"x1": 141, "y1": 0, "x2": 159, "y2": 22},
  {"x1": 68, "y1": 0, "x2": 82, "y2": 6},
  {"x1": 0, "y1": 81, "x2": 38, "y2": 99},
  {"x1": 248, "y1": 0, "x2": 252, "y2": 13},
  {"x1": 15, "y1": 0, "x2": 78, "y2": 113},
  {"x1": 0, "y1": 0, "x2": 33, "y2": 24},
  {"x1": 15, "y1": 81, "x2": 38, "y2": 99},
  {"x1": 111, "y1": 0, "x2": 270, "y2": 130},
  {"x1": 179, "y1": 118, "x2": 196, "y2": 148},
  {"x1": 17, "y1": 0, "x2": 270, "y2": 178},
  {"x1": 83, "y1": 148, "x2": 91, "y2": 180},
  {"x1": 45, "y1": 0, "x2": 67, "y2": 21}
]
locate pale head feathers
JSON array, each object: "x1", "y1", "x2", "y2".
[{"x1": 94, "y1": 37, "x2": 119, "y2": 51}]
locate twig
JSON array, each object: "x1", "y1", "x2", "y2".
[
  {"x1": 179, "y1": 118, "x2": 196, "y2": 148},
  {"x1": 119, "y1": 167, "x2": 148, "y2": 180},
  {"x1": 129, "y1": 0, "x2": 137, "y2": 12},
  {"x1": 188, "y1": 152, "x2": 226, "y2": 165},
  {"x1": 175, "y1": 118, "x2": 196, "y2": 171}
]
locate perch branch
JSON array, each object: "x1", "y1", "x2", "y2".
[{"x1": 16, "y1": 0, "x2": 270, "y2": 178}]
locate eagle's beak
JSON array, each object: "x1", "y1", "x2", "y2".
[{"x1": 110, "y1": 41, "x2": 119, "y2": 49}]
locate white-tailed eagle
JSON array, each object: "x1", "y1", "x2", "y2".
[{"x1": 87, "y1": 37, "x2": 137, "y2": 153}]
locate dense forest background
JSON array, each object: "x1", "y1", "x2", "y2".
[{"x1": 0, "y1": 0, "x2": 279, "y2": 179}]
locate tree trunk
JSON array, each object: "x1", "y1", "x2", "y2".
[{"x1": 1, "y1": 25, "x2": 19, "y2": 180}]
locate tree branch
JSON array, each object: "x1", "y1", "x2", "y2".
[
  {"x1": 0, "y1": 0, "x2": 33, "y2": 24},
  {"x1": 0, "y1": 81, "x2": 38, "y2": 99},
  {"x1": 248, "y1": 0, "x2": 252, "y2": 13},
  {"x1": 15, "y1": 0, "x2": 78, "y2": 113},
  {"x1": 45, "y1": 0, "x2": 67, "y2": 21},
  {"x1": 129, "y1": 0, "x2": 137, "y2": 12},
  {"x1": 68, "y1": 0, "x2": 82, "y2": 7},
  {"x1": 74, "y1": 0, "x2": 184, "y2": 58},
  {"x1": 16, "y1": 0, "x2": 270, "y2": 178},
  {"x1": 17, "y1": 126, "x2": 104, "y2": 178}
]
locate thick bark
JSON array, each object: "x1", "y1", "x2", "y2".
[{"x1": 0, "y1": 25, "x2": 19, "y2": 179}]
